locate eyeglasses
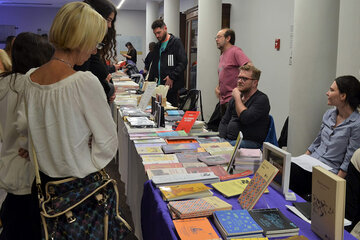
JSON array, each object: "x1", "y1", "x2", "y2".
[
  {"x1": 96, "y1": 43, "x2": 105, "y2": 50},
  {"x1": 238, "y1": 76, "x2": 256, "y2": 82}
]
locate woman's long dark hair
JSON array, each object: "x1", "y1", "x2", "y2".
[
  {"x1": 84, "y1": 0, "x2": 117, "y2": 62},
  {"x1": 0, "y1": 32, "x2": 54, "y2": 91}
]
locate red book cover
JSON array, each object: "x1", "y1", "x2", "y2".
[{"x1": 175, "y1": 111, "x2": 200, "y2": 133}]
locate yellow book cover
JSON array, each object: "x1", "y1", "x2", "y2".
[
  {"x1": 238, "y1": 160, "x2": 279, "y2": 210},
  {"x1": 136, "y1": 146, "x2": 163, "y2": 155},
  {"x1": 212, "y1": 178, "x2": 269, "y2": 197},
  {"x1": 311, "y1": 166, "x2": 346, "y2": 240},
  {"x1": 159, "y1": 182, "x2": 212, "y2": 201},
  {"x1": 141, "y1": 154, "x2": 178, "y2": 163},
  {"x1": 212, "y1": 178, "x2": 252, "y2": 197}
]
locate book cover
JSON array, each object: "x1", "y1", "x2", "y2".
[
  {"x1": 133, "y1": 138, "x2": 165, "y2": 144},
  {"x1": 173, "y1": 217, "x2": 220, "y2": 240},
  {"x1": 156, "y1": 130, "x2": 188, "y2": 138},
  {"x1": 175, "y1": 111, "x2": 200, "y2": 133},
  {"x1": 198, "y1": 154, "x2": 230, "y2": 166},
  {"x1": 176, "y1": 152, "x2": 210, "y2": 163},
  {"x1": 143, "y1": 162, "x2": 183, "y2": 170},
  {"x1": 238, "y1": 160, "x2": 279, "y2": 210},
  {"x1": 196, "y1": 137, "x2": 223, "y2": 144},
  {"x1": 159, "y1": 182, "x2": 212, "y2": 201},
  {"x1": 165, "y1": 138, "x2": 198, "y2": 144},
  {"x1": 136, "y1": 146, "x2": 163, "y2": 155},
  {"x1": 182, "y1": 162, "x2": 208, "y2": 168},
  {"x1": 141, "y1": 154, "x2": 179, "y2": 164},
  {"x1": 151, "y1": 172, "x2": 220, "y2": 187},
  {"x1": 169, "y1": 196, "x2": 232, "y2": 218},
  {"x1": 167, "y1": 110, "x2": 185, "y2": 116},
  {"x1": 146, "y1": 167, "x2": 188, "y2": 179},
  {"x1": 185, "y1": 165, "x2": 228, "y2": 177},
  {"x1": 213, "y1": 209, "x2": 263, "y2": 238},
  {"x1": 249, "y1": 208, "x2": 299, "y2": 236},
  {"x1": 162, "y1": 143, "x2": 201, "y2": 154},
  {"x1": 211, "y1": 178, "x2": 252, "y2": 197},
  {"x1": 311, "y1": 166, "x2": 346, "y2": 240}
]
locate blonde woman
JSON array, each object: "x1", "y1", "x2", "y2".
[
  {"x1": 0, "y1": 49, "x2": 12, "y2": 73},
  {"x1": 23, "y1": 2, "x2": 118, "y2": 238}
]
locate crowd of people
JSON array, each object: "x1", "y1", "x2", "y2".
[{"x1": 0, "y1": 0, "x2": 360, "y2": 238}]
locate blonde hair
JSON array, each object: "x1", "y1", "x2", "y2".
[
  {"x1": 0, "y1": 49, "x2": 12, "y2": 73},
  {"x1": 240, "y1": 64, "x2": 261, "y2": 80},
  {"x1": 49, "y1": 2, "x2": 107, "y2": 52}
]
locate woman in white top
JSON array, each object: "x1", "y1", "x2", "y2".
[
  {"x1": 23, "y1": 2, "x2": 117, "y2": 238},
  {"x1": 0, "y1": 32, "x2": 54, "y2": 240}
]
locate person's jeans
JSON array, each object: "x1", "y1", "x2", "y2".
[{"x1": 228, "y1": 139, "x2": 262, "y2": 149}]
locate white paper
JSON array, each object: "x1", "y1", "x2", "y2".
[
  {"x1": 138, "y1": 82, "x2": 157, "y2": 111},
  {"x1": 291, "y1": 154, "x2": 332, "y2": 172}
]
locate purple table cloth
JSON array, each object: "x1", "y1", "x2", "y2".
[{"x1": 141, "y1": 179, "x2": 356, "y2": 240}]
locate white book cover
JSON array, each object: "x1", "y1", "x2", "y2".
[{"x1": 151, "y1": 172, "x2": 220, "y2": 187}]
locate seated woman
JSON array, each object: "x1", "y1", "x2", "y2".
[
  {"x1": 345, "y1": 148, "x2": 360, "y2": 232},
  {"x1": 290, "y1": 75, "x2": 360, "y2": 199}
]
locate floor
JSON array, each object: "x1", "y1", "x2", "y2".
[{"x1": 105, "y1": 159, "x2": 139, "y2": 240}]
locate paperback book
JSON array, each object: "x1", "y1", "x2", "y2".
[
  {"x1": 213, "y1": 209, "x2": 263, "y2": 239},
  {"x1": 143, "y1": 162, "x2": 183, "y2": 170},
  {"x1": 185, "y1": 165, "x2": 228, "y2": 178},
  {"x1": 168, "y1": 196, "x2": 232, "y2": 219},
  {"x1": 173, "y1": 217, "x2": 220, "y2": 240},
  {"x1": 176, "y1": 152, "x2": 210, "y2": 163},
  {"x1": 159, "y1": 182, "x2": 213, "y2": 201},
  {"x1": 238, "y1": 160, "x2": 279, "y2": 210},
  {"x1": 146, "y1": 167, "x2": 188, "y2": 179},
  {"x1": 211, "y1": 178, "x2": 252, "y2": 197},
  {"x1": 151, "y1": 172, "x2": 220, "y2": 187},
  {"x1": 141, "y1": 154, "x2": 179, "y2": 164},
  {"x1": 249, "y1": 208, "x2": 299, "y2": 238},
  {"x1": 162, "y1": 143, "x2": 201, "y2": 154}
]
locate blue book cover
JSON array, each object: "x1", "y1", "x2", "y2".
[
  {"x1": 213, "y1": 209, "x2": 263, "y2": 237},
  {"x1": 167, "y1": 110, "x2": 184, "y2": 116}
]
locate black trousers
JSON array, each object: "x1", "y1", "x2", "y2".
[
  {"x1": 345, "y1": 162, "x2": 360, "y2": 232},
  {"x1": 0, "y1": 193, "x2": 40, "y2": 240}
]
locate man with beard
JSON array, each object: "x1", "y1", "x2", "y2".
[
  {"x1": 148, "y1": 19, "x2": 187, "y2": 107},
  {"x1": 219, "y1": 65, "x2": 270, "y2": 148}
]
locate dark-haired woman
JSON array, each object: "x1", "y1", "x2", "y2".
[
  {"x1": 290, "y1": 75, "x2": 360, "y2": 199},
  {"x1": 0, "y1": 32, "x2": 54, "y2": 240},
  {"x1": 122, "y1": 41, "x2": 137, "y2": 64},
  {"x1": 75, "y1": 0, "x2": 119, "y2": 103}
]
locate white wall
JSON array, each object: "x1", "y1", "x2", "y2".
[
  {"x1": 336, "y1": 0, "x2": 360, "y2": 78},
  {"x1": 223, "y1": 0, "x2": 294, "y2": 137},
  {"x1": 115, "y1": 10, "x2": 147, "y2": 70}
]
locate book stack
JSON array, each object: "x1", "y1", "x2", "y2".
[
  {"x1": 235, "y1": 148, "x2": 263, "y2": 172},
  {"x1": 159, "y1": 183, "x2": 213, "y2": 201},
  {"x1": 151, "y1": 172, "x2": 220, "y2": 187},
  {"x1": 213, "y1": 209, "x2": 264, "y2": 239},
  {"x1": 168, "y1": 196, "x2": 232, "y2": 219},
  {"x1": 126, "y1": 117, "x2": 155, "y2": 128},
  {"x1": 162, "y1": 143, "x2": 201, "y2": 154},
  {"x1": 249, "y1": 208, "x2": 299, "y2": 238},
  {"x1": 176, "y1": 152, "x2": 210, "y2": 164},
  {"x1": 200, "y1": 142, "x2": 234, "y2": 156},
  {"x1": 141, "y1": 154, "x2": 179, "y2": 164}
]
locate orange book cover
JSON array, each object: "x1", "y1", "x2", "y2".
[
  {"x1": 166, "y1": 138, "x2": 198, "y2": 144},
  {"x1": 143, "y1": 163, "x2": 183, "y2": 170},
  {"x1": 175, "y1": 111, "x2": 200, "y2": 133},
  {"x1": 173, "y1": 217, "x2": 221, "y2": 240}
]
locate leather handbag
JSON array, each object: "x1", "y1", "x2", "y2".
[{"x1": 30, "y1": 146, "x2": 132, "y2": 240}]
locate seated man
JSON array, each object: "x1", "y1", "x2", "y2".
[{"x1": 219, "y1": 65, "x2": 270, "y2": 148}]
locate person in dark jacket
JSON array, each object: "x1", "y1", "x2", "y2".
[
  {"x1": 219, "y1": 65, "x2": 270, "y2": 148},
  {"x1": 75, "y1": 0, "x2": 119, "y2": 103},
  {"x1": 143, "y1": 42, "x2": 156, "y2": 75},
  {"x1": 122, "y1": 42, "x2": 137, "y2": 64},
  {"x1": 148, "y1": 19, "x2": 187, "y2": 107}
]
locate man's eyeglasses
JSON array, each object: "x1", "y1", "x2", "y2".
[
  {"x1": 238, "y1": 76, "x2": 256, "y2": 82},
  {"x1": 96, "y1": 43, "x2": 105, "y2": 50}
]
